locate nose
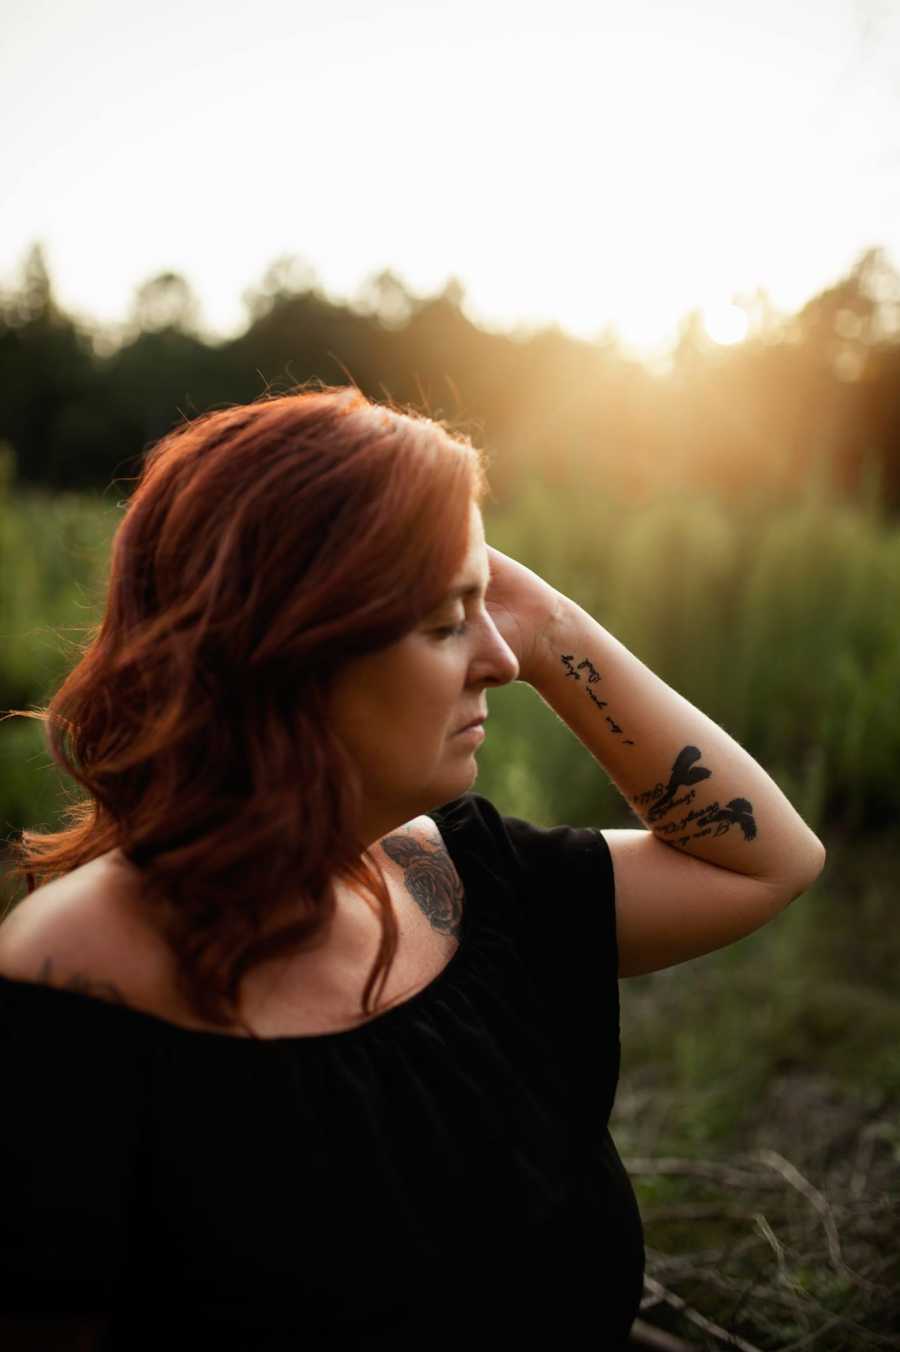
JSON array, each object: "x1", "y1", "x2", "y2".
[{"x1": 470, "y1": 612, "x2": 520, "y2": 686}]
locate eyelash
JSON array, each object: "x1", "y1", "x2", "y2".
[{"x1": 435, "y1": 622, "x2": 468, "y2": 639}]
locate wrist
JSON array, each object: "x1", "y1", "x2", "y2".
[{"x1": 523, "y1": 590, "x2": 580, "y2": 688}]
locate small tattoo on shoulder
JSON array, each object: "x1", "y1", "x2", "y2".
[
  {"x1": 380, "y1": 833, "x2": 464, "y2": 939},
  {"x1": 37, "y1": 956, "x2": 128, "y2": 1006}
]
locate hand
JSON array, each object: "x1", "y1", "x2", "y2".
[{"x1": 485, "y1": 545, "x2": 565, "y2": 687}]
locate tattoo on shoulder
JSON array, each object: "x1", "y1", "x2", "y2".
[
  {"x1": 37, "y1": 956, "x2": 128, "y2": 1006},
  {"x1": 379, "y1": 832, "x2": 464, "y2": 940}
]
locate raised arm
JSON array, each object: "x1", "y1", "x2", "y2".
[{"x1": 485, "y1": 546, "x2": 826, "y2": 976}]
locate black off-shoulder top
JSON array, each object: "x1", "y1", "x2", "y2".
[{"x1": 0, "y1": 792, "x2": 644, "y2": 1349}]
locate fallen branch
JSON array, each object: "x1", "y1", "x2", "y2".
[
  {"x1": 628, "y1": 1317, "x2": 693, "y2": 1351},
  {"x1": 641, "y1": 1275, "x2": 765, "y2": 1352}
]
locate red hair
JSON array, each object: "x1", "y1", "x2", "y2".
[{"x1": 3, "y1": 383, "x2": 489, "y2": 1031}]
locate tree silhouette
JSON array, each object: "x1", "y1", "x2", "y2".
[
  {"x1": 128, "y1": 271, "x2": 202, "y2": 336},
  {"x1": 1, "y1": 240, "x2": 899, "y2": 510}
]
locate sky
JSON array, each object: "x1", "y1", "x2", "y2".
[{"x1": 3, "y1": 0, "x2": 899, "y2": 359}]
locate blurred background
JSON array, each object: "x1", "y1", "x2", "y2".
[{"x1": 2, "y1": 0, "x2": 898, "y2": 1346}]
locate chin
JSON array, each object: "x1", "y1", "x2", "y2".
[
  {"x1": 449, "y1": 757, "x2": 480, "y2": 795},
  {"x1": 419, "y1": 760, "x2": 480, "y2": 813}
]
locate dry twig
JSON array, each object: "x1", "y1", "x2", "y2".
[
  {"x1": 641, "y1": 1274, "x2": 765, "y2": 1352},
  {"x1": 621, "y1": 1131, "x2": 899, "y2": 1351}
]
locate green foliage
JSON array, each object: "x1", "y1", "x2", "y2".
[
  {"x1": 0, "y1": 488, "x2": 117, "y2": 861},
  {"x1": 618, "y1": 909, "x2": 900, "y2": 1117},
  {"x1": 0, "y1": 487, "x2": 117, "y2": 705},
  {"x1": 0, "y1": 717, "x2": 70, "y2": 844}
]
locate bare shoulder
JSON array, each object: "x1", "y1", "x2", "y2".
[
  {"x1": 396, "y1": 813, "x2": 451, "y2": 850},
  {"x1": 376, "y1": 813, "x2": 456, "y2": 868},
  {"x1": 0, "y1": 853, "x2": 168, "y2": 1006}
]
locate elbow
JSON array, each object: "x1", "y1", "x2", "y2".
[{"x1": 784, "y1": 838, "x2": 827, "y2": 903}]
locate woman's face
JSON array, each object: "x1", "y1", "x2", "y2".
[{"x1": 325, "y1": 502, "x2": 520, "y2": 844}]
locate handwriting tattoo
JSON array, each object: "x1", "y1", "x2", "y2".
[
  {"x1": 632, "y1": 746, "x2": 758, "y2": 846},
  {"x1": 380, "y1": 835, "x2": 463, "y2": 939},
  {"x1": 560, "y1": 652, "x2": 635, "y2": 744},
  {"x1": 653, "y1": 796, "x2": 758, "y2": 842}
]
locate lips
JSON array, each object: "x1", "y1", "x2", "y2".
[{"x1": 456, "y1": 715, "x2": 487, "y2": 733}]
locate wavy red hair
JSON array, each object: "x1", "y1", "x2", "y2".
[{"x1": 3, "y1": 383, "x2": 489, "y2": 1031}]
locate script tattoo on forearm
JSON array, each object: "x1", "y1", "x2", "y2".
[
  {"x1": 560, "y1": 653, "x2": 637, "y2": 744},
  {"x1": 380, "y1": 834, "x2": 463, "y2": 939},
  {"x1": 557, "y1": 655, "x2": 758, "y2": 848},
  {"x1": 632, "y1": 745, "x2": 758, "y2": 848}
]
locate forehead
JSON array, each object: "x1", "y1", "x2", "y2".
[
  {"x1": 462, "y1": 502, "x2": 485, "y2": 557},
  {"x1": 435, "y1": 508, "x2": 488, "y2": 608},
  {"x1": 454, "y1": 504, "x2": 487, "y2": 575}
]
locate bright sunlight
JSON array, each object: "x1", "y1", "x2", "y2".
[{"x1": 703, "y1": 303, "x2": 751, "y2": 346}]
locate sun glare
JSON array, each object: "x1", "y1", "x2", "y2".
[{"x1": 703, "y1": 303, "x2": 750, "y2": 346}]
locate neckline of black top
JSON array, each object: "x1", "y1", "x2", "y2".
[{"x1": 0, "y1": 803, "x2": 477, "y2": 1048}]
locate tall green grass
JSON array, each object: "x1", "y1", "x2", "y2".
[
  {"x1": 2, "y1": 468, "x2": 898, "y2": 847},
  {"x1": 0, "y1": 470, "x2": 119, "y2": 840}
]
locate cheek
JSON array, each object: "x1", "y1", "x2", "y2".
[{"x1": 329, "y1": 643, "x2": 461, "y2": 744}]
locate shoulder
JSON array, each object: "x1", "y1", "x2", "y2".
[
  {"x1": 386, "y1": 812, "x2": 452, "y2": 853},
  {"x1": 0, "y1": 853, "x2": 170, "y2": 1007},
  {"x1": 376, "y1": 812, "x2": 462, "y2": 883}
]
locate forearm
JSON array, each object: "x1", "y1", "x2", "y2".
[{"x1": 532, "y1": 595, "x2": 825, "y2": 885}]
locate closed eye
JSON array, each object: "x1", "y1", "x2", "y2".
[{"x1": 435, "y1": 622, "x2": 468, "y2": 639}]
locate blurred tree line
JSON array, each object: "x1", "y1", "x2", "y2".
[{"x1": 1, "y1": 241, "x2": 899, "y2": 510}]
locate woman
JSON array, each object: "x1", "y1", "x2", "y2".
[{"x1": 0, "y1": 384, "x2": 825, "y2": 1350}]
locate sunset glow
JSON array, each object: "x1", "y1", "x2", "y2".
[
  {"x1": 703, "y1": 304, "x2": 751, "y2": 346},
  {"x1": 2, "y1": 0, "x2": 898, "y2": 358}
]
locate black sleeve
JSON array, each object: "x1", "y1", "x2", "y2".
[
  {"x1": 0, "y1": 979, "x2": 147, "y2": 1315},
  {"x1": 439, "y1": 791, "x2": 623, "y2": 1129},
  {"x1": 439, "y1": 790, "x2": 618, "y2": 978},
  {"x1": 497, "y1": 807, "x2": 618, "y2": 975}
]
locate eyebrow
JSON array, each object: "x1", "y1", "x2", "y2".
[
  {"x1": 444, "y1": 581, "x2": 486, "y2": 602},
  {"x1": 434, "y1": 570, "x2": 491, "y2": 608}
]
